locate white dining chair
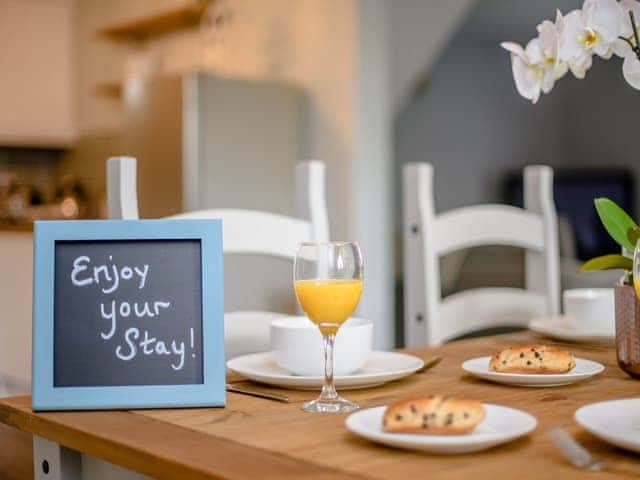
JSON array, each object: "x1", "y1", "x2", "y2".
[
  {"x1": 403, "y1": 163, "x2": 560, "y2": 347},
  {"x1": 107, "y1": 156, "x2": 329, "y2": 358}
]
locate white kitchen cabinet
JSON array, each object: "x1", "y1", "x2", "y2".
[{"x1": 0, "y1": 0, "x2": 75, "y2": 147}]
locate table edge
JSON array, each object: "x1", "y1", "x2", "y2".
[{"x1": 0, "y1": 396, "x2": 365, "y2": 480}]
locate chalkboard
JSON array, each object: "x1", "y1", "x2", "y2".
[
  {"x1": 32, "y1": 220, "x2": 225, "y2": 411},
  {"x1": 54, "y1": 240, "x2": 203, "y2": 387}
]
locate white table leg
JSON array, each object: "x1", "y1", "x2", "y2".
[
  {"x1": 33, "y1": 436, "x2": 81, "y2": 480},
  {"x1": 81, "y1": 455, "x2": 149, "y2": 479},
  {"x1": 33, "y1": 436, "x2": 150, "y2": 480}
]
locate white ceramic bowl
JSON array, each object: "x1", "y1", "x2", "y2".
[
  {"x1": 563, "y1": 288, "x2": 615, "y2": 334},
  {"x1": 270, "y1": 316, "x2": 373, "y2": 376}
]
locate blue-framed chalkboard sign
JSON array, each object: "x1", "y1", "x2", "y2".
[{"x1": 32, "y1": 220, "x2": 225, "y2": 411}]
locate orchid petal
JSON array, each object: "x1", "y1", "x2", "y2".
[
  {"x1": 594, "y1": 32, "x2": 614, "y2": 56},
  {"x1": 585, "y1": 0, "x2": 623, "y2": 43},
  {"x1": 569, "y1": 53, "x2": 593, "y2": 78},
  {"x1": 554, "y1": 60, "x2": 569, "y2": 79},
  {"x1": 537, "y1": 19, "x2": 560, "y2": 60},
  {"x1": 622, "y1": 54, "x2": 640, "y2": 88},
  {"x1": 555, "y1": 9, "x2": 564, "y2": 29},
  {"x1": 501, "y1": 41, "x2": 528, "y2": 62},
  {"x1": 612, "y1": 37, "x2": 634, "y2": 57},
  {"x1": 541, "y1": 70, "x2": 556, "y2": 93},
  {"x1": 525, "y1": 38, "x2": 544, "y2": 64},
  {"x1": 511, "y1": 55, "x2": 542, "y2": 103},
  {"x1": 559, "y1": 10, "x2": 587, "y2": 60}
]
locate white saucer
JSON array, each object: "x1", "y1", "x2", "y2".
[
  {"x1": 575, "y1": 398, "x2": 640, "y2": 453},
  {"x1": 461, "y1": 356, "x2": 604, "y2": 387},
  {"x1": 345, "y1": 404, "x2": 537, "y2": 454},
  {"x1": 226, "y1": 351, "x2": 424, "y2": 390},
  {"x1": 528, "y1": 315, "x2": 615, "y2": 344}
]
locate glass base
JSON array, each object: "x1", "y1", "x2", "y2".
[{"x1": 301, "y1": 395, "x2": 359, "y2": 414}]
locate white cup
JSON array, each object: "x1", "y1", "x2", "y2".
[
  {"x1": 563, "y1": 288, "x2": 615, "y2": 334},
  {"x1": 270, "y1": 316, "x2": 373, "y2": 376}
]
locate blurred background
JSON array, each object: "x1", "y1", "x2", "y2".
[{"x1": 0, "y1": 0, "x2": 637, "y2": 380}]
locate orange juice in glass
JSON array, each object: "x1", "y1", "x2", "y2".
[
  {"x1": 293, "y1": 242, "x2": 363, "y2": 413},
  {"x1": 294, "y1": 279, "x2": 363, "y2": 335}
]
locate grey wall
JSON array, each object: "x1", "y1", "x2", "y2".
[
  {"x1": 395, "y1": 34, "x2": 567, "y2": 215},
  {"x1": 564, "y1": 61, "x2": 640, "y2": 210}
]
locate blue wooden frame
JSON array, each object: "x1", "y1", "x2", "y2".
[{"x1": 32, "y1": 220, "x2": 225, "y2": 411}]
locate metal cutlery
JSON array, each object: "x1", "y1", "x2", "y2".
[
  {"x1": 548, "y1": 427, "x2": 640, "y2": 476},
  {"x1": 226, "y1": 384, "x2": 290, "y2": 403},
  {"x1": 416, "y1": 355, "x2": 443, "y2": 373}
]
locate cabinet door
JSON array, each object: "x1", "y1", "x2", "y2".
[{"x1": 0, "y1": 0, "x2": 75, "y2": 147}]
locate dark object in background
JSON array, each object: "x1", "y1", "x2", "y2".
[
  {"x1": 504, "y1": 168, "x2": 635, "y2": 261},
  {"x1": 54, "y1": 174, "x2": 87, "y2": 219}
]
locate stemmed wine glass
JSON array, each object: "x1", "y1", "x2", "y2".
[{"x1": 293, "y1": 242, "x2": 363, "y2": 413}]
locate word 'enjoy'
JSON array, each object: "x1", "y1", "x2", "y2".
[{"x1": 71, "y1": 255, "x2": 149, "y2": 294}]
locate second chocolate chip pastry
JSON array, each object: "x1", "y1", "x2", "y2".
[{"x1": 489, "y1": 344, "x2": 576, "y2": 374}]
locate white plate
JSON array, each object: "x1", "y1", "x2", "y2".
[
  {"x1": 345, "y1": 404, "x2": 537, "y2": 454},
  {"x1": 528, "y1": 315, "x2": 615, "y2": 344},
  {"x1": 461, "y1": 356, "x2": 604, "y2": 387},
  {"x1": 226, "y1": 351, "x2": 424, "y2": 390},
  {"x1": 575, "y1": 398, "x2": 640, "y2": 453}
]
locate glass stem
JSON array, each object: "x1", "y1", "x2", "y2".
[{"x1": 320, "y1": 333, "x2": 337, "y2": 399}]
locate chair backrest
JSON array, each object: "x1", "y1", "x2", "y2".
[
  {"x1": 403, "y1": 163, "x2": 560, "y2": 347},
  {"x1": 107, "y1": 156, "x2": 329, "y2": 259},
  {"x1": 107, "y1": 156, "x2": 329, "y2": 359}
]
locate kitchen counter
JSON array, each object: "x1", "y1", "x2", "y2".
[
  {"x1": 0, "y1": 224, "x2": 33, "y2": 232},
  {"x1": 0, "y1": 231, "x2": 33, "y2": 391}
]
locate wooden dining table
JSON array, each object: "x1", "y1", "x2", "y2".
[{"x1": 1, "y1": 331, "x2": 639, "y2": 479}]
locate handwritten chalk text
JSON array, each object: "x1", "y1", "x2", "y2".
[
  {"x1": 115, "y1": 327, "x2": 188, "y2": 371},
  {"x1": 71, "y1": 255, "x2": 149, "y2": 294},
  {"x1": 100, "y1": 300, "x2": 171, "y2": 340}
]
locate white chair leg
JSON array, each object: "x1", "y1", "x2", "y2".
[
  {"x1": 107, "y1": 156, "x2": 139, "y2": 220},
  {"x1": 34, "y1": 436, "x2": 81, "y2": 480}
]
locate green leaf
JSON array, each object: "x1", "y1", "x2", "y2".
[
  {"x1": 628, "y1": 226, "x2": 640, "y2": 247},
  {"x1": 580, "y1": 254, "x2": 633, "y2": 272},
  {"x1": 594, "y1": 198, "x2": 637, "y2": 251}
]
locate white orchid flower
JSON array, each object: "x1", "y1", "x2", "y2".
[
  {"x1": 501, "y1": 40, "x2": 545, "y2": 103},
  {"x1": 537, "y1": 14, "x2": 569, "y2": 84},
  {"x1": 501, "y1": 15, "x2": 566, "y2": 103},
  {"x1": 559, "y1": 0, "x2": 622, "y2": 77},
  {"x1": 500, "y1": 0, "x2": 640, "y2": 96}
]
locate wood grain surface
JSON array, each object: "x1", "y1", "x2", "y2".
[{"x1": 1, "y1": 332, "x2": 639, "y2": 479}]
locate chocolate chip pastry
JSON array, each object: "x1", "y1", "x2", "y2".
[
  {"x1": 489, "y1": 344, "x2": 576, "y2": 374},
  {"x1": 383, "y1": 395, "x2": 485, "y2": 435}
]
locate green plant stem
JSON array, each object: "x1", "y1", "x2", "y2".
[
  {"x1": 631, "y1": 11, "x2": 640, "y2": 56},
  {"x1": 619, "y1": 12, "x2": 640, "y2": 60},
  {"x1": 619, "y1": 35, "x2": 636, "y2": 49}
]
